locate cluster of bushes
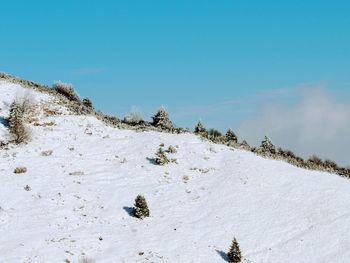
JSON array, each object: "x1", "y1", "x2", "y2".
[
  {"x1": 3, "y1": 74, "x2": 186, "y2": 133},
  {"x1": 194, "y1": 121, "x2": 244, "y2": 147},
  {"x1": 194, "y1": 121, "x2": 350, "y2": 178},
  {"x1": 155, "y1": 147, "x2": 170, "y2": 165},
  {"x1": 251, "y1": 136, "x2": 350, "y2": 176},
  {"x1": 51, "y1": 80, "x2": 146, "y2": 128},
  {"x1": 153, "y1": 145, "x2": 178, "y2": 165},
  {"x1": 6, "y1": 74, "x2": 348, "y2": 179},
  {"x1": 3, "y1": 76, "x2": 186, "y2": 146},
  {"x1": 0, "y1": 72, "x2": 54, "y2": 94},
  {"x1": 98, "y1": 112, "x2": 120, "y2": 126},
  {"x1": 120, "y1": 106, "x2": 189, "y2": 134},
  {"x1": 52, "y1": 81, "x2": 94, "y2": 114}
]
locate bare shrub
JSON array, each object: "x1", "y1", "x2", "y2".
[
  {"x1": 166, "y1": 145, "x2": 177, "y2": 153},
  {"x1": 43, "y1": 107, "x2": 60, "y2": 116},
  {"x1": 208, "y1": 128, "x2": 222, "y2": 138},
  {"x1": 53, "y1": 80, "x2": 80, "y2": 102},
  {"x1": 278, "y1": 148, "x2": 296, "y2": 159},
  {"x1": 308, "y1": 155, "x2": 323, "y2": 166},
  {"x1": 285, "y1": 149, "x2": 296, "y2": 159},
  {"x1": 124, "y1": 107, "x2": 143, "y2": 124},
  {"x1": 324, "y1": 159, "x2": 339, "y2": 170},
  {"x1": 227, "y1": 237, "x2": 242, "y2": 263},
  {"x1": 133, "y1": 195, "x2": 150, "y2": 219},
  {"x1": 295, "y1": 156, "x2": 305, "y2": 164},
  {"x1": 276, "y1": 147, "x2": 306, "y2": 167},
  {"x1": 14, "y1": 167, "x2": 27, "y2": 174},
  {"x1": 96, "y1": 112, "x2": 120, "y2": 126},
  {"x1": 8, "y1": 100, "x2": 31, "y2": 144},
  {"x1": 155, "y1": 147, "x2": 170, "y2": 165}
]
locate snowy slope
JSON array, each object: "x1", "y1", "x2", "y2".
[{"x1": 1, "y1": 79, "x2": 350, "y2": 263}]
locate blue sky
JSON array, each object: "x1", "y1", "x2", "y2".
[{"x1": 1, "y1": 1, "x2": 350, "y2": 162}]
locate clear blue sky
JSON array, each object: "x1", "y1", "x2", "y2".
[{"x1": 1, "y1": 0, "x2": 350, "y2": 131}]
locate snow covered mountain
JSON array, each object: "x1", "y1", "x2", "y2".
[{"x1": 1, "y1": 75, "x2": 350, "y2": 263}]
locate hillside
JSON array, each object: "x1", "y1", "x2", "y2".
[{"x1": 1, "y1": 77, "x2": 350, "y2": 263}]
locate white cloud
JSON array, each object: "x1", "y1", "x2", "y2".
[
  {"x1": 171, "y1": 87, "x2": 301, "y2": 128},
  {"x1": 237, "y1": 87, "x2": 350, "y2": 166}
]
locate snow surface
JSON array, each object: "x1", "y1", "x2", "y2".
[{"x1": 1, "y1": 80, "x2": 350, "y2": 263}]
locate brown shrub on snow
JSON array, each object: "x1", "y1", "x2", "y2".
[
  {"x1": 8, "y1": 100, "x2": 31, "y2": 144},
  {"x1": 53, "y1": 80, "x2": 80, "y2": 102}
]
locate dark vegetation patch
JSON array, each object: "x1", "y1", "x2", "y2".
[{"x1": 2, "y1": 72, "x2": 349, "y2": 178}]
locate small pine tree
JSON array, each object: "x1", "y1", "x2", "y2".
[
  {"x1": 260, "y1": 136, "x2": 276, "y2": 154},
  {"x1": 227, "y1": 238, "x2": 242, "y2": 263},
  {"x1": 155, "y1": 147, "x2": 170, "y2": 165},
  {"x1": 194, "y1": 120, "x2": 206, "y2": 134},
  {"x1": 152, "y1": 107, "x2": 173, "y2": 129},
  {"x1": 225, "y1": 129, "x2": 237, "y2": 143},
  {"x1": 82, "y1": 97, "x2": 93, "y2": 109},
  {"x1": 134, "y1": 195, "x2": 150, "y2": 219}
]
